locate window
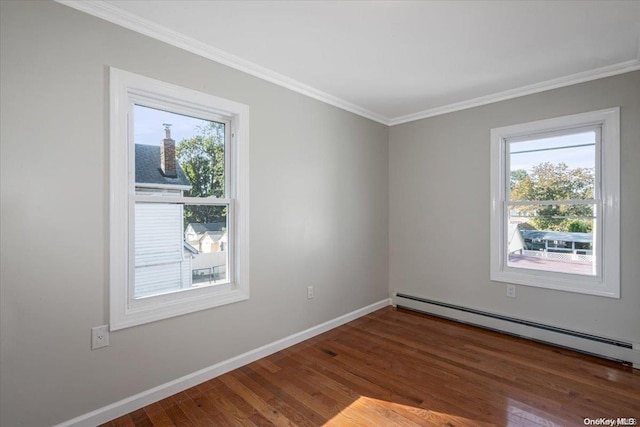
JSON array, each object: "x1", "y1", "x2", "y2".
[
  {"x1": 490, "y1": 108, "x2": 619, "y2": 297},
  {"x1": 110, "y1": 68, "x2": 250, "y2": 330}
]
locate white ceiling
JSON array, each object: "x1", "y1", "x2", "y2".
[{"x1": 60, "y1": 1, "x2": 640, "y2": 125}]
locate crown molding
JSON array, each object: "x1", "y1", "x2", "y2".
[
  {"x1": 388, "y1": 59, "x2": 640, "y2": 126},
  {"x1": 56, "y1": 1, "x2": 639, "y2": 127},
  {"x1": 55, "y1": 0, "x2": 391, "y2": 125}
]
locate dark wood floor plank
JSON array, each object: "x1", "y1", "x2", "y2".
[
  {"x1": 103, "y1": 307, "x2": 640, "y2": 426},
  {"x1": 183, "y1": 385, "x2": 235, "y2": 426},
  {"x1": 233, "y1": 365, "x2": 326, "y2": 426},
  {"x1": 252, "y1": 360, "x2": 421, "y2": 427},
  {"x1": 267, "y1": 350, "x2": 489, "y2": 427},
  {"x1": 110, "y1": 414, "x2": 135, "y2": 427},
  {"x1": 143, "y1": 402, "x2": 176, "y2": 426},
  {"x1": 210, "y1": 381, "x2": 277, "y2": 426},
  {"x1": 342, "y1": 314, "x2": 588, "y2": 424},
  {"x1": 240, "y1": 364, "x2": 352, "y2": 425},
  {"x1": 158, "y1": 395, "x2": 193, "y2": 426},
  {"x1": 192, "y1": 380, "x2": 263, "y2": 426},
  {"x1": 217, "y1": 370, "x2": 299, "y2": 426},
  {"x1": 347, "y1": 311, "x2": 637, "y2": 421},
  {"x1": 171, "y1": 390, "x2": 220, "y2": 427},
  {"x1": 324, "y1": 333, "x2": 511, "y2": 424},
  {"x1": 290, "y1": 329, "x2": 508, "y2": 425},
  {"x1": 128, "y1": 408, "x2": 154, "y2": 427}
]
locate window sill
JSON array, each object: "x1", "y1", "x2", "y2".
[{"x1": 111, "y1": 285, "x2": 249, "y2": 331}]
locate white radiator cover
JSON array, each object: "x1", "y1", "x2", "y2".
[{"x1": 394, "y1": 293, "x2": 640, "y2": 369}]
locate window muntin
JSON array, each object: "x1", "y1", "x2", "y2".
[
  {"x1": 490, "y1": 108, "x2": 619, "y2": 298},
  {"x1": 110, "y1": 68, "x2": 250, "y2": 330}
]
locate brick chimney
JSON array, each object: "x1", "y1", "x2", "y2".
[{"x1": 160, "y1": 123, "x2": 177, "y2": 177}]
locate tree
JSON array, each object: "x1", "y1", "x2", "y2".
[
  {"x1": 510, "y1": 162, "x2": 594, "y2": 232},
  {"x1": 510, "y1": 169, "x2": 528, "y2": 191},
  {"x1": 567, "y1": 220, "x2": 590, "y2": 233},
  {"x1": 176, "y1": 122, "x2": 226, "y2": 225}
]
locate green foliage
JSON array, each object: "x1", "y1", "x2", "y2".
[
  {"x1": 176, "y1": 122, "x2": 226, "y2": 225},
  {"x1": 510, "y1": 162, "x2": 594, "y2": 232},
  {"x1": 567, "y1": 220, "x2": 592, "y2": 233},
  {"x1": 510, "y1": 169, "x2": 528, "y2": 191}
]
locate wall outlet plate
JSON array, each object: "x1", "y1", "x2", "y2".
[
  {"x1": 506, "y1": 284, "x2": 516, "y2": 298},
  {"x1": 92, "y1": 325, "x2": 109, "y2": 349}
]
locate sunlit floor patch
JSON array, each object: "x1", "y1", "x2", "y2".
[{"x1": 324, "y1": 396, "x2": 497, "y2": 426}]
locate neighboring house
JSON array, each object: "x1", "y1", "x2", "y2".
[
  {"x1": 185, "y1": 222, "x2": 228, "y2": 283},
  {"x1": 200, "y1": 231, "x2": 228, "y2": 253},
  {"x1": 135, "y1": 137, "x2": 191, "y2": 195},
  {"x1": 185, "y1": 222, "x2": 227, "y2": 253},
  {"x1": 506, "y1": 220, "x2": 537, "y2": 254},
  {"x1": 520, "y1": 230, "x2": 593, "y2": 255},
  {"x1": 183, "y1": 241, "x2": 199, "y2": 255},
  {"x1": 134, "y1": 127, "x2": 194, "y2": 298}
]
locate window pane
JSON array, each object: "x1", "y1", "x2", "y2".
[
  {"x1": 507, "y1": 204, "x2": 595, "y2": 276},
  {"x1": 135, "y1": 203, "x2": 229, "y2": 299},
  {"x1": 509, "y1": 131, "x2": 596, "y2": 201},
  {"x1": 184, "y1": 205, "x2": 229, "y2": 286},
  {"x1": 134, "y1": 104, "x2": 226, "y2": 198}
]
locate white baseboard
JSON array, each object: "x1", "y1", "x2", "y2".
[
  {"x1": 394, "y1": 293, "x2": 640, "y2": 368},
  {"x1": 55, "y1": 298, "x2": 391, "y2": 427}
]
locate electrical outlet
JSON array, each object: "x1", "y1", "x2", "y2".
[
  {"x1": 92, "y1": 325, "x2": 109, "y2": 350},
  {"x1": 506, "y1": 284, "x2": 516, "y2": 298},
  {"x1": 307, "y1": 286, "x2": 314, "y2": 299}
]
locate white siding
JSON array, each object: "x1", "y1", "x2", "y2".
[
  {"x1": 134, "y1": 203, "x2": 184, "y2": 298},
  {"x1": 507, "y1": 222, "x2": 525, "y2": 254},
  {"x1": 135, "y1": 263, "x2": 182, "y2": 298},
  {"x1": 181, "y1": 256, "x2": 192, "y2": 288}
]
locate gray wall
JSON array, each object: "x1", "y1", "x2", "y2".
[
  {"x1": 0, "y1": 2, "x2": 388, "y2": 425},
  {"x1": 390, "y1": 71, "x2": 640, "y2": 343}
]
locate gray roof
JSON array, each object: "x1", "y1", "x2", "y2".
[
  {"x1": 188, "y1": 222, "x2": 226, "y2": 234},
  {"x1": 183, "y1": 241, "x2": 199, "y2": 254},
  {"x1": 521, "y1": 230, "x2": 592, "y2": 243},
  {"x1": 201, "y1": 231, "x2": 225, "y2": 241},
  {"x1": 135, "y1": 144, "x2": 191, "y2": 188},
  {"x1": 516, "y1": 223, "x2": 536, "y2": 231}
]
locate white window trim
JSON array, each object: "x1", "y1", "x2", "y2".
[
  {"x1": 490, "y1": 108, "x2": 620, "y2": 298},
  {"x1": 110, "y1": 67, "x2": 250, "y2": 330}
]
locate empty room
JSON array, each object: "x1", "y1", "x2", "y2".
[{"x1": 1, "y1": 1, "x2": 640, "y2": 426}]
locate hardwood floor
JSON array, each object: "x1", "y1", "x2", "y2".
[{"x1": 103, "y1": 307, "x2": 640, "y2": 426}]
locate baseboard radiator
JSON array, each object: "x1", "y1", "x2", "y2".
[{"x1": 394, "y1": 292, "x2": 639, "y2": 368}]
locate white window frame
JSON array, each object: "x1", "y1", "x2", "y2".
[
  {"x1": 110, "y1": 68, "x2": 250, "y2": 330},
  {"x1": 490, "y1": 108, "x2": 620, "y2": 298}
]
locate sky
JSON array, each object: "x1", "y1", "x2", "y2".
[
  {"x1": 134, "y1": 104, "x2": 214, "y2": 146},
  {"x1": 509, "y1": 131, "x2": 596, "y2": 173}
]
